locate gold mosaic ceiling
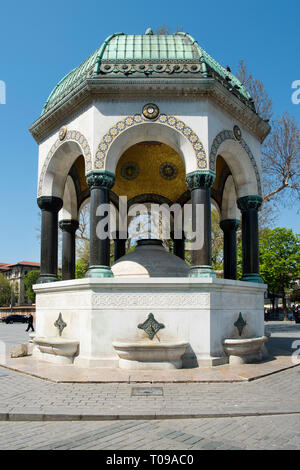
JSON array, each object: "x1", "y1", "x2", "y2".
[{"x1": 113, "y1": 143, "x2": 188, "y2": 203}]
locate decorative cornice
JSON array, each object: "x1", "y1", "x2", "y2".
[
  {"x1": 29, "y1": 78, "x2": 270, "y2": 145},
  {"x1": 186, "y1": 170, "x2": 216, "y2": 190},
  {"x1": 37, "y1": 196, "x2": 63, "y2": 212},
  {"x1": 86, "y1": 170, "x2": 115, "y2": 190},
  {"x1": 237, "y1": 195, "x2": 263, "y2": 212}
]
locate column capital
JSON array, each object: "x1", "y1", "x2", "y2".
[
  {"x1": 59, "y1": 219, "x2": 79, "y2": 233},
  {"x1": 37, "y1": 196, "x2": 63, "y2": 212},
  {"x1": 237, "y1": 195, "x2": 262, "y2": 212},
  {"x1": 86, "y1": 170, "x2": 115, "y2": 190},
  {"x1": 220, "y1": 219, "x2": 240, "y2": 232},
  {"x1": 186, "y1": 170, "x2": 216, "y2": 191}
]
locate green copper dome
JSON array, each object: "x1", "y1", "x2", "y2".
[{"x1": 42, "y1": 31, "x2": 253, "y2": 115}]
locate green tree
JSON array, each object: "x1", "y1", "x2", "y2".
[
  {"x1": 24, "y1": 270, "x2": 40, "y2": 303},
  {"x1": 75, "y1": 260, "x2": 88, "y2": 279},
  {"x1": 0, "y1": 274, "x2": 11, "y2": 306},
  {"x1": 259, "y1": 228, "x2": 300, "y2": 314}
]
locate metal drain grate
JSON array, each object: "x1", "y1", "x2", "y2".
[{"x1": 131, "y1": 387, "x2": 164, "y2": 397}]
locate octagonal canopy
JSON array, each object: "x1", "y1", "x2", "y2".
[{"x1": 42, "y1": 30, "x2": 253, "y2": 115}]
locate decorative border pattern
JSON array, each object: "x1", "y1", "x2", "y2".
[
  {"x1": 38, "y1": 130, "x2": 92, "y2": 196},
  {"x1": 92, "y1": 292, "x2": 210, "y2": 308},
  {"x1": 209, "y1": 130, "x2": 262, "y2": 196},
  {"x1": 99, "y1": 61, "x2": 202, "y2": 76},
  {"x1": 95, "y1": 114, "x2": 207, "y2": 170}
]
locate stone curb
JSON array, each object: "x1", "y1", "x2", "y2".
[{"x1": 1, "y1": 410, "x2": 300, "y2": 422}]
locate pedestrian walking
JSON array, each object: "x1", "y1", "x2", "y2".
[{"x1": 26, "y1": 313, "x2": 35, "y2": 332}]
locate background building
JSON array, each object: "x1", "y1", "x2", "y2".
[{"x1": 0, "y1": 261, "x2": 40, "y2": 305}]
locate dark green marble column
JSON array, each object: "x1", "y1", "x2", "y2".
[
  {"x1": 37, "y1": 196, "x2": 63, "y2": 283},
  {"x1": 113, "y1": 232, "x2": 127, "y2": 262},
  {"x1": 85, "y1": 170, "x2": 115, "y2": 278},
  {"x1": 237, "y1": 195, "x2": 263, "y2": 283},
  {"x1": 59, "y1": 219, "x2": 79, "y2": 280},
  {"x1": 186, "y1": 171, "x2": 216, "y2": 278},
  {"x1": 172, "y1": 232, "x2": 185, "y2": 260},
  {"x1": 220, "y1": 219, "x2": 240, "y2": 280}
]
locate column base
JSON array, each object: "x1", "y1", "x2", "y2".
[
  {"x1": 85, "y1": 265, "x2": 114, "y2": 278},
  {"x1": 37, "y1": 274, "x2": 59, "y2": 284},
  {"x1": 189, "y1": 265, "x2": 216, "y2": 278},
  {"x1": 241, "y1": 273, "x2": 264, "y2": 283}
]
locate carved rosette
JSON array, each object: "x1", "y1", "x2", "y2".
[
  {"x1": 237, "y1": 195, "x2": 262, "y2": 212},
  {"x1": 86, "y1": 170, "x2": 115, "y2": 190},
  {"x1": 186, "y1": 170, "x2": 216, "y2": 191}
]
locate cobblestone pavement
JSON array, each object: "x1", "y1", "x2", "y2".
[
  {"x1": 0, "y1": 322, "x2": 299, "y2": 449},
  {"x1": 0, "y1": 415, "x2": 299, "y2": 450}
]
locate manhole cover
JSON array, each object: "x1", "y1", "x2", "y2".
[{"x1": 131, "y1": 387, "x2": 163, "y2": 397}]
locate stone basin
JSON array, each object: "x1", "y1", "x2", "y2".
[
  {"x1": 223, "y1": 336, "x2": 268, "y2": 364},
  {"x1": 34, "y1": 337, "x2": 79, "y2": 364},
  {"x1": 112, "y1": 340, "x2": 188, "y2": 370}
]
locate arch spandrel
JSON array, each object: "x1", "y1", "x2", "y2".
[
  {"x1": 209, "y1": 130, "x2": 262, "y2": 197},
  {"x1": 94, "y1": 114, "x2": 208, "y2": 175},
  {"x1": 38, "y1": 130, "x2": 92, "y2": 198}
]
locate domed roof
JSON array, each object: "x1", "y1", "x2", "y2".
[
  {"x1": 42, "y1": 30, "x2": 253, "y2": 115},
  {"x1": 112, "y1": 239, "x2": 189, "y2": 278}
]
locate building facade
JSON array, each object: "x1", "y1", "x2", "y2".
[{"x1": 0, "y1": 262, "x2": 40, "y2": 305}]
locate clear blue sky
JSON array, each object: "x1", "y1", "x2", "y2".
[{"x1": 0, "y1": 0, "x2": 299, "y2": 263}]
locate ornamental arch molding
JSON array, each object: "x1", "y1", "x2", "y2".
[
  {"x1": 94, "y1": 114, "x2": 208, "y2": 174},
  {"x1": 209, "y1": 130, "x2": 262, "y2": 197},
  {"x1": 38, "y1": 130, "x2": 92, "y2": 198}
]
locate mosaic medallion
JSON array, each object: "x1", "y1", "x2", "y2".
[
  {"x1": 160, "y1": 162, "x2": 178, "y2": 180},
  {"x1": 138, "y1": 313, "x2": 165, "y2": 340},
  {"x1": 233, "y1": 125, "x2": 242, "y2": 141},
  {"x1": 121, "y1": 161, "x2": 140, "y2": 180},
  {"x1": 59, "y1": 126, "x2": 67, "y2": 141},
  {"x1": 142, "y1": 103, "x2": 159, "y2": 120}
]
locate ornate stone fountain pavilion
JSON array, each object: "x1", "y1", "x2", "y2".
[{"x1": 30, "y1": 30, "x2": 270, "y2": 369}]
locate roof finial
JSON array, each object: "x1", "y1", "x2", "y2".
[{"x1": 145, "y1": 28, "x2": 154, "y2": 35}]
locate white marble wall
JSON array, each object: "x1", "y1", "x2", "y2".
[{"x1": 34, "y1": 278, "x2": 266, "y2": 368}]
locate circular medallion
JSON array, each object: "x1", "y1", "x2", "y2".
[
  {"x1": 59, "y1": 126, "x2": 67, "y2": 141},
  {"x1": 160, "y1": 162, "x2": 178, "y2": 180},
  {"x1": 121, "y1": 162, "x2": 140, "y2": 180},
  {"x1": 233, "y1": 125, "x2": 242, "y2": 141},
  {"x1": 142, "y1": 103, "x2": 159, "y2": 120}
]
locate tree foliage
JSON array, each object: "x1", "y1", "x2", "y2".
[
  {"x1": 236, "y1": 60, "x2": 300, "y2": 222},
  {"x1": 24, "y1": 270, "x2": 40, "y2": 303},
  {"x1": 259, "y1": 228, "x2": 300, "y2": 307},
  {"x1": 0, "y1": 274, "x2": 11, "y2": 306}
]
